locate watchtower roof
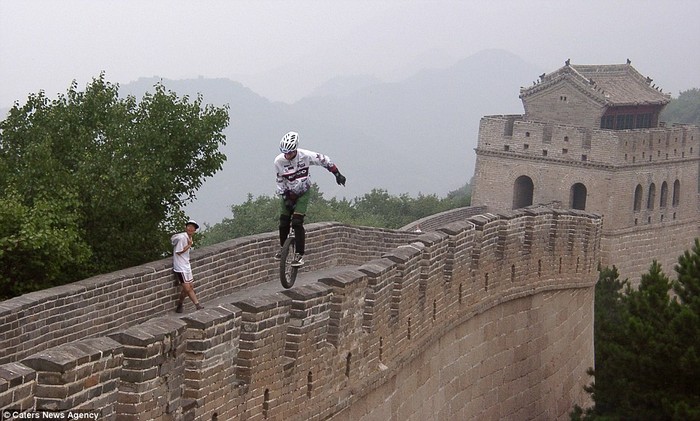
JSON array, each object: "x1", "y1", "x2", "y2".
[{"x1": 520, "y1": 60, "x2": 671, "y2": 107}]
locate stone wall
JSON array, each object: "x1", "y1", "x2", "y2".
[
  {"x1": 472, "y1": 115, "x2": 700, "y2": 282},
  {"x1": 0, "y1": 207, "x2": 601, "y2": 420},
  {"x1": 522, "y1": 83, "x2": 605, "y2": 129},
  {"x1": 335, "y1": 289, "x2": 594, "y2": 420},
  {"x1": 473, "y1": 116, "x2": 698, "y2": 172},
  {"x1": 0, "y1": 224, "x2": 417, "y2": 366},
  {"x1": 600, "y1": 219, "x2": 699, "y2": 281},
  {"x1": 400, "y1": 205, "x2": 488, "y2": 232}
]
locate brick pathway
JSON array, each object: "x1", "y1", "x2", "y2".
[{"x1": 169, "y1": 265, "x2": 355, "y2": 315}]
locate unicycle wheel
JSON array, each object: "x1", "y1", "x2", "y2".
[{"x1": 279, "y1": 236, "x2": 299, "y2": 289}]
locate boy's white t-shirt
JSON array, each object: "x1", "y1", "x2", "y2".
[{"x1": 171, "y1": 232, "x2": 191, "y2": 273}]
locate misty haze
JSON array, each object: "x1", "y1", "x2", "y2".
[
  {"x1": 1, "y1": 1, "x2": 699, "y2": 224},
  {"x1": 117, "y1": 49, "x2": 536, "y2": 224}
]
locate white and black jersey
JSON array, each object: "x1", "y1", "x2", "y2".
[{"x1": 274, "y1": 148, "x2": 337, "y2": 196}]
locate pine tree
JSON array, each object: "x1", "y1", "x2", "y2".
[
  {"x1": 622, "y1": 261, "x2": 678, "y2": 417},
  {"x1": 574, "y1": 256, "x2": 700, "y2": 420},
  {"x1": 574, "y1": 266, "x2": 631, "y2": 419},
  {"x1": 669, "y1": 239, "x2": 700, "y2": 417}
]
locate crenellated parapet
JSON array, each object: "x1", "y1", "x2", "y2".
[
  {"x1": 0, "y1": 224, "x2": 418, "y2": 367},
  {"x1": 0, "y1": 207, "x2": 601, "y2": 420},
  {"x1": 476, "y1": 115, "x2": 700, "y2": 168},
  {"x1": 473, "y1": 113, "x2": 700, "y2": 285}
]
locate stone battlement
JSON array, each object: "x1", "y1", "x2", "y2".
[
  {"x1": 473, "y1": 115, "x2": 700, "y2": 284},
  {"x1": 0, "y1": 206, "x2": 601, "y2": 420},
  {"x1": 0, "y1": 224, "x2": 418, "y2": 366},
  {"x1": 477, "y1": 115, "x2": 699, "y2": 168}
]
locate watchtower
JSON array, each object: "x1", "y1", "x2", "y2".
[{"x1": 471, "y1": 60, "x2": 700, "y2": 282}]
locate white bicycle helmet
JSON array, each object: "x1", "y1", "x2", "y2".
[{"x1": 280, "y1": 131, "x2": 299, "y2": 153}]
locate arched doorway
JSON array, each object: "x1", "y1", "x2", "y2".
[
  {"x1": 570, "y1": 183, "x2": 587, "y2": 210},
  {"x1": 513, "y1": 176, "x2": 534, "y2": 209}
]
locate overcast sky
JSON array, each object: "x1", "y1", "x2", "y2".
[{"x1": 1, "y1": 0, "x2": 699, "y2": 108}]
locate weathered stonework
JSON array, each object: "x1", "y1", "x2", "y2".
[
  {"x1": 9, "y1": 61, "x2": 677, "y2": 420},
  {"x1": 0, "y1": 209, "x2": 600, "y2": 420},
  {"x1": 472, "y1": 62, "x2": 700, "y2": 283}
]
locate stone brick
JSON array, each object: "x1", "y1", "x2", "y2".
[{"x1": 1, "y1": 201, "x2": 605, "y2": 420}]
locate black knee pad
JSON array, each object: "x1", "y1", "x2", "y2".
[{"x1": 291, "y1": 214, "x2": 305, "y2": 229}]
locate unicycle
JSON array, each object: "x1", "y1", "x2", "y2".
[{"x1": 279, "y1": 233, "x2": 299, "y2": 289}]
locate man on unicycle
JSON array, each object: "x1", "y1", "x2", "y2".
[{"x1": 274, "y1": 131, "x2": 346, "y2": 267}]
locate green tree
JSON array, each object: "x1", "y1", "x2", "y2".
[
  {"x1": 0, "y1": 74, "x2": 229, "y2": 298},
  {"x1": 352, "y1": 189, "x2": 464, "y2": 229},
  {"x1": 200, "y1": 185, "x2": 355, "y2": 246},
  {"x1": 200, "y1": 182, "x2": 471, "y2": 246},
  {"x1": 201, "y1": 193, "x2": 280, "y2": 245},
  {"x1": 669, "y1": 239, "x2": 700, "y2": 417},
  {"x1": 444, "y1": 182, "x2": 471, "y2": 207},
  {"x1": 574, "y1": 257, "x2": 700, "y2": 420},
  {"x1": 573, "y1": 266, "x2": 631, "y2": 419},
  {"x1": 0, "y1": 190, "x2": 92, "y2": 296},
  {"x1": 660, "y1": 88, "x2": 700, "y2": 125},
  {"x1": 620, "y1": 261, "x2": 679, "y2": 417},
  {"x1": 674, "y1": 238, "x2": 700, "y2": 307}
]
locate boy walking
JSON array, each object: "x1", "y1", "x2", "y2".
[{"x1": 172, "y1": 219, "x2": 204, "y2": 313}]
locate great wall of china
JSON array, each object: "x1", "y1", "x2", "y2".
[
  {"x1": 3, "y1": 60, "x2": 696, "y2": 420},
  {"x1": 1, "y1": 206, "x2": 600, "y2": 420}
]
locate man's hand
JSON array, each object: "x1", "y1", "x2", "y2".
[{"x1": 335, "y1": 172, "x2": 346, "y2": 186}]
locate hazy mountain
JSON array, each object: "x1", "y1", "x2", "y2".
[
  {"x1": 309, "y1": 75, "x2": 383, "y2": 98},
  {"x1": 0, "y1": 49, "x2": 539, "y2": 225},
  {"x1": 115, "y1": 49, "x2": 542, "y2": 225},
  {"x1": 385, "y1": 47, "x2": 458, "y2": 81}
]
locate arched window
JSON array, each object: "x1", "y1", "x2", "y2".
[
  {"x1": 660, "y1": 181, "x2": 668, "y2": 208},
  {"x1": 673, "y1": 180, "x2": 680, "y2": 206},
  {"x1": 647, "y1": 183, "x2": 656, "y2": 210},
  {"x1": 634, "y1": 184, "x2": 643, "y2": 211},
  {"x1": 570, "y1": 183, "x2": 587, "y2": 210},
  {"x1": 512, "y1": 176, "x2": 534, "y2": 209}
]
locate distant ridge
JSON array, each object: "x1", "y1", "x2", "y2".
[{"x1": 309, "y1": 74, "x2": 383, "y2": 98}]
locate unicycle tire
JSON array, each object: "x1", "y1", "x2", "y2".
[{"x1": 279, "y1": 236, "x2": 299, "y2": 289}]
